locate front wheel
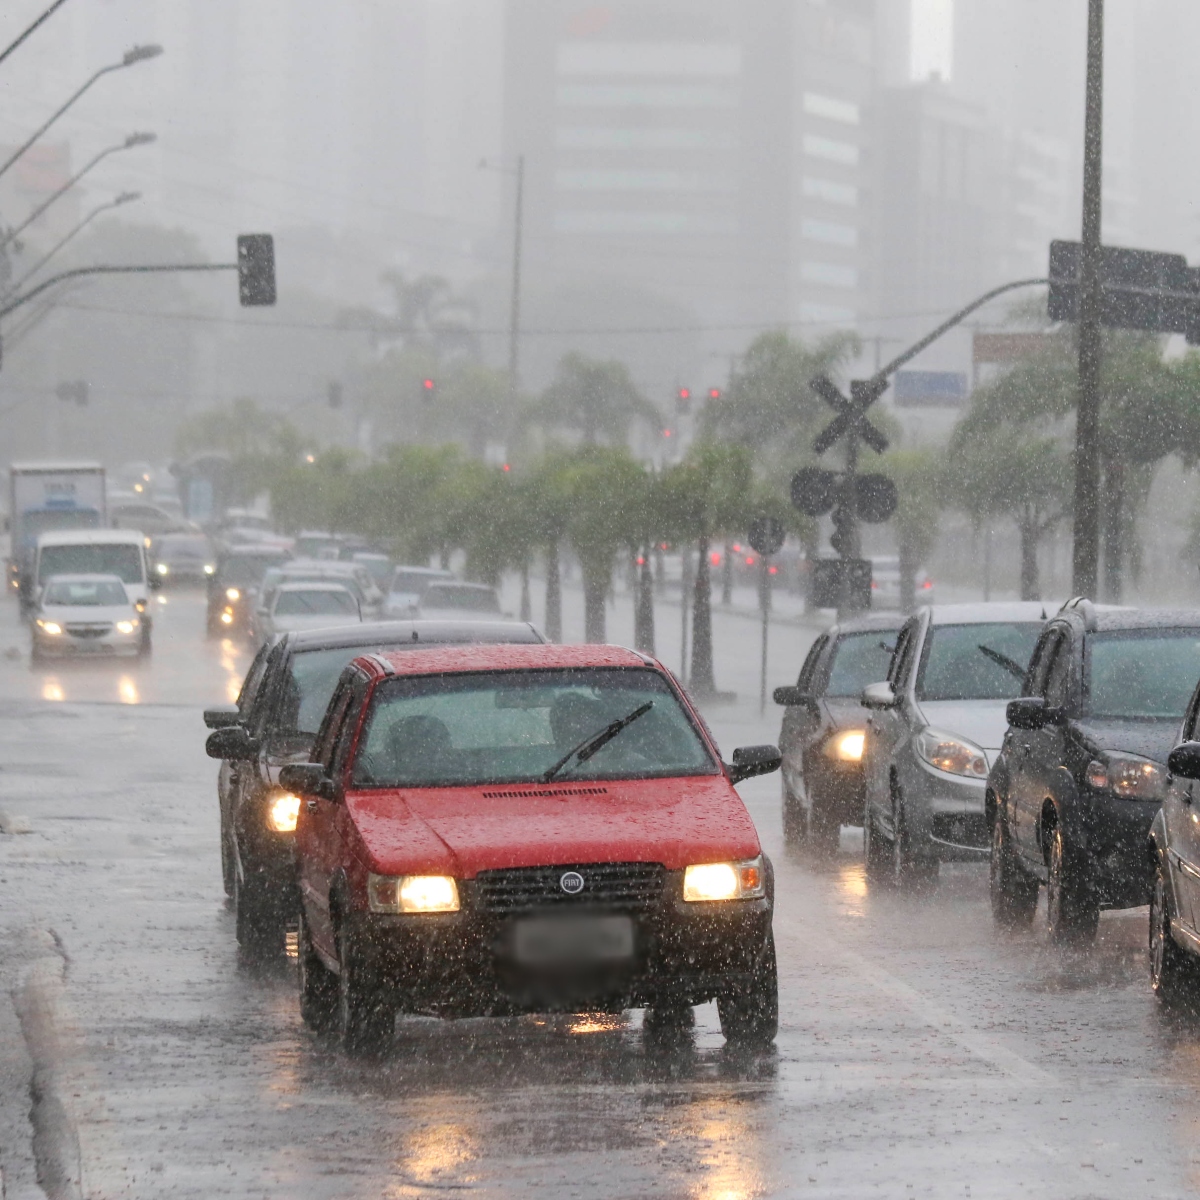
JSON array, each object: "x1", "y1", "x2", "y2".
[
  {"x1": 864, "y1": 803, "x2": 890, "y2": 884},
  {"x1": 892, "y1": 794, "x2": 937, "y2": 891},
  {"x1": 1150, "y1": 858, "x2": 1196, "y2": 1005},
  {"x1": 782, "y1": 786, "x2": 806, "y2": 848},
  {"x1": 989, "y1": 811, "x2": 1038, "y2": 928},
  {"x1": 337, "y1": 921, "x2": 394, "y2": 1055},
  {"x1": 1046, "y1": 824, "x2": 1099, "y2": 944},
  {"x1": 717, "y1": 933, "x2": 778, "y2": 1047},
  {"x1": 298, "y1": 910, "x2": 339, "y2": 1032}
]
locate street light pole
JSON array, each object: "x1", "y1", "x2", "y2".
[
  {"x1": 507, "y1": 154, "x2": 525, "y2": 409},
  {"x1": 0, "y1": 132, "x2": 154, "y2": 254},
  {"x1": 1073, "y1": 0, "x2": 1105, "y2": 599},
  {"x1": 4, "y1": 191, "x2": 140, "y2": 298},
  {"x1": 0, "y1": 44, "x2": 162, "y2": 184},
  {"x1": 0, "y1": 0, "x2": 73, "y2": 71}
]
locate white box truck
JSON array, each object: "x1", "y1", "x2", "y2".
[{"x1": 6, "y1": 461, "x2": 106, "y2": 609}]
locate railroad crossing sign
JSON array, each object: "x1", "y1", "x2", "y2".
[
  {"x1": 789, "y1": 466, "x2": 897, "y2": 524},
  {"x1": 811, "y1": 376, "x2": 890, "y2": 457},
  {"x1": 748, "y1": 516, "x2": 786, "y2": 557}
]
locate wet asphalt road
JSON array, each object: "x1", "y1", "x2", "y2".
[{"x1": 2, "y1": 587, "x2": 1200, "y2": 1198}]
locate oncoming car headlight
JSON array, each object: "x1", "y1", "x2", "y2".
[
  {"x1": 367, "y1": 873, "x2": 460, "y2": 914},
  {"x1": 35, "y1": 619, "x2": 62, "y2": 635},
  {"x1": 827, "y1": 729, "x2": 865, "y2": 762},
  {"x1": 1086, "y1": 755, "x2": 1166, "y2": 801},
  {"x1": 155, "y1": 563, "x2": 169, "y2": 576},
  {"x1": 225, "y1": 587, "x2": 240, "y2": 601},
  {"x1": 683, "y1": 856, "x2": 765, "y2": 902},
  {"x1": 265, "y1": 792, "x2": 301, "y2": 832},
  {"x1": 916, "y1": 728, "x2": 988, "y2": 779},
  {"x1": 115, "y1": 619, "x2": 139, "y2": 634},
  {"x1": 203, "y1": 563, "x2": 216, "y2": 575}
]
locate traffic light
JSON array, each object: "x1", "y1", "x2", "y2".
[
  {"x1": 421, "y1": 377, "x2": 436, "y2": 400},
  {"x1": 708, "y1": 387, "x2": 721, "y2": 401},
  {"x1": 237, "y1": 234, "x2": 276, "y2": 306},
  {"x1": 830, "y1": 500, "x2": 854, "y2": 556},
  {"x1": 55, "y1": 380, "x2": 88, "y2": 407},
  {"x1": 676, "y1": 387, "x2": 691, "y2": 414}
]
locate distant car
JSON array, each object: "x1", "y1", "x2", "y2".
[
  {"x1": 416, "y1": 581, "x2": 504, "y2": 620},
  {"x1": 383, "y1": 565, "x2": 455, "y2": 617},
  {"x1": 110, "y1": 501, "x2": 185, "y2": 538},
  {"x1": 351, "y1": 552, "x2": 392, "y2": 590},
  {"x1": 256, "y1": 582, "x2": 361, "y2": 641},
  {"x1": 151, "y1": 532, "x2": 216, "y2": 585},
  {"x1": 869, "y1": 556, "x2": 935, "y2": 609},
  {"x1": 207, "y1": 545, "x2": 292, "y2": 637},
  {"x1": 775, "y1": 613, "x2": 903, "y2": 850},
  {"x1": 254, "y1": 561, "x2": 383, "y2": 634},
  {"x1": 990, "y1": 600, "x2": 1200, "y2": 943},
  {"x1": 862, "y1": 602, "x2": 1048, "y2": 888},
  {"x1": 31, "y1": 574, "x2": 146, "y2": 662},
  {"x1": 284, "y1": 643, "x2": 781, "y2": 1052},
  {"x1": 293, "y1": 530, "x2": 341, "y2": 559},
  {"x1": 204, "y1": 619, "x2": 547, "y2": 957}
]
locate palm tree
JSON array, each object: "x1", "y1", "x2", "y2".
[
  {"x1": 339, "y1": 271, "x2": 479, "y2": 361},
  {"x1": 525, "y1": 352, "x2": 661, "y2": 446}
]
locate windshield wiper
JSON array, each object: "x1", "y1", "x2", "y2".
[
  {"x1": 978, "y1": 644, "x2": 1027, "y2": 681},
  {"x1": 542, "y1": 701, "x2": 654, "y2": 783}
]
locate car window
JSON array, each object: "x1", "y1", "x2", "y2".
[
  {"x1": 1084, "y1": 630, "x2": 1200, "y2": 719},
  {"x1": 274, "y1": 589, "x2": 358, "y2": 616},
  {"x1": 351, "y1": 667, "x2": 719, "y2": 789},
  {"x1": 916, "y1": 622, "x2": 1043, "y2": 702},
  {"x1": 796, "y1": 635, "x2": 827, "y2": 691},
  {"x1": 1042, "y1": 636, "x2": 1073, "y2": 709},
  {"x1": 421, "y1": 584, "x2": 501, "y2": 613},
  {"x1": 237, "y1": 642, "x2": 275, "y2": 715},
  {"x1": 824, "y1": 631, "x2": 897, "y2": 697},
  {"x1": 313, "y1": 679, "x2": 359, "y2": 772},
  {"x1": 43, "y1": 579, "x2": 128, "y2": 606},
  {"x1": 888, "y1": 621, "x2": 917, "y2": 687},
  {"x1": 38, "y1": 543, "x2": 143, "y2": 584}
]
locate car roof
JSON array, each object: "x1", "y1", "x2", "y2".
[
  {"x1": 277, "y1": 580, "x2": 355, "y2": 593},
  {"x1": 42, "y1": 573, "x2": 126, "y2": 585},
  {"x1": 1085, "y1": 607, "x2": 1200, "y2": 632},
  {"x1": 37, "y1": 528, "x2": 145, "y2": 547},
  {"x1": 282, "y1": 619, "x2": 545, "y2": 653},
  {"x1": 425, "y1": 580, "x2": 494, "y2": 592},
  {"x1": 223, "y1": 544, "x2": 289, "y2": 558},
  {"x1": 367, "y1": 642, "x2": 651, "y2": 678},
  {"x1": 826, "y1": 612, "x2": 906, "y2": 637},
  {"x1": 925, "y1": 602, "x2": 1052, "y2": 625}
]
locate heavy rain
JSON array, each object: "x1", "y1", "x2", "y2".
[{"x1": 4, "y1": 2, "x2": 1200, "y2": 1198}]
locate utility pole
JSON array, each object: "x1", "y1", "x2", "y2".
[
  {"x1": 1073, "y1": 0, "x2": 1104, "y2": 598},
  {"x1": 507, "y1": 154, "x2": 525, "y2": 411}
]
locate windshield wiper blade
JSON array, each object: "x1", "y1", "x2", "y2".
[
  {"x1": 978, "y1": 644, "x2": 1027, "y2": 681},
  {"x1": 542, "y1": 701, "x2": 654, "y2": 783}
]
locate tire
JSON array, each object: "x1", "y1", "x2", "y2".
[
  {"x1": 717, "y1": 932, "x2": 778, "y2": 1047},
  {"x1": 298, "y1": 910, "x2": 339, "y2": 1032},
  {"x1": 864, "y1": 802, "x2": 890, "y2": 884},
  {"x1": 337, "y1": 920, "x2": 394, "y2": 1054},
  {"x1": 1150, "y1": 858, "x2": 1196, "y2": 1006},
  {"x1": 892, "y1": 793, "x2": 938, "y2": 891},
  {"x1": 234, "y1": 870, "x2": 284, "y2": 960},
  {"x1": 989, "y1": 811, "x2": 1038, "y2": 928},
  {"x1": 1045, "y1": 824, "x2": 1099, "y2": 944},
  {"x1": 782, "y1": 786, "x2": 806, "y2": 848},
  {"x1": 219, "y1": 821, "x2": 234, "y2": 897}
]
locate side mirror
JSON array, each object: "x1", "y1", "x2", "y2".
[
  {"x1": 205, "y1": 725, "x2": 259, "y2": 761},
  {"x1": 773, "y1": 686, "x2": 816, "y2": 711},
  {"x1": 728, "y1": 744, "x2": 782, "y2": 785},
  {"x1": 1007, "y1": 697, "x2": 1048, "y2": 731},
  {"x1": 203, "y1": 704, "x2": 241, "y2": 729},
  {"x1": 1168, "y1": 741, "x2": 1200, "y2": 781},
  {"x1": 861, "y1": 681, "x2": 896, "y2": 710},
  {"x1": 279, "y1": 762, "x2": 333, "y2": 797},
  {"x1": 148, "y1": 576, "x2": 163, "y2": 592}
]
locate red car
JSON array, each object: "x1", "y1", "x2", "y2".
[{"x1": 283, "y1": 643, "x2": 781, "y2": 1053}]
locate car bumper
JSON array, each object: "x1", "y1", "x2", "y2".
[
  {"x1": 785, "y1": 757, "x2": 865, "y2": 824},
  {"x1": 1068, "y1": 794, "x2": 1159, "y2": 908},
  {"x1": 899, "y1": 756, "x2": 990, "y2": 861},
  {"x1": 342, "y1": 874, "x2": 773, "y2": 1016},
  {"x1": 32, "y1": 631, "x2": 140, "y2": 657}
]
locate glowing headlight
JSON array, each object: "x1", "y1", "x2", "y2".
[
  {"x1": 367, "y1": 873, "x2": 460, "y2": 914},
  {"x1": 266, "y1": 793, "x2": 301, "y2": 832},
  {"x1": 144, "y1": 536, "x2": 152, "y2": 548},
  {"x1": 220, "y1": 610, "x2": 234, "y2": 625},
  {"x1": 225, "y1": 587, "x2": 240, "y2": 601},
  {"x1": 115, "y1": 619, "x2": 139, "y2": 634},
  {"x1": 915, "y1": 728, "x2": 988, "y2": 779},
  {"x1": 155, "y1": 563, "x2": 169, "y2": 575},
  {"x1": 203, "y1": 564, "x2": 216, "y2": 575},
  {"x1": 683, "y1": 856, "x2": 765, "y2": 902},
  {"x1": 1087, "y1": 755, "x2": 1166, "y2": 801},
  {"x1": 36, "y1": 619, "x2": 62, "y2": 635},
  {"x1": 829, "y1": 729, "x2": 866, "y2": 762}
]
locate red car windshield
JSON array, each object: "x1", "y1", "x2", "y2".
[{"x1": 352, "y1": 667, "x2": 719, "y2": 789}]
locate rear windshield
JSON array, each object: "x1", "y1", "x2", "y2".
[
  {"x1": 156, "y1": 536, "x2": 208, "y2": 557},
  {"x1": 39, "y1": 543, "x2": 142, "y2": 584},
  {"x1": 917, "y1": 622, "x2": 1043, "y2": 702},
  {"x1": 220, "y1": 555, "x2": 286, "y2": 585},
  {"x1": 274, "y1": 589, "x2": 358, "y2": 616},
  {"x1": 1085, "y1": 630, "x2": 1200, "y2": 719},
  {"x1": 43, "y1": 579, "x2": 128, "y2": 606},
  {"x1": 391, "y1": 570, "x2": 445, "y2": 595},
  {"x1": 824, "y1": 630, "x2": 897, "y2": 697},
  {"x1": 352, "y1": 667, "x2": 718, "y2": 789},
  {"x1": 422, "y1": 585, "x2": 500, "y2": 613}
]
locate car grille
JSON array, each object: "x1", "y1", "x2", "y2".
[
  {"x1": 475, "y1": 862, "x2": 666, "y2": 915},
  {"x1": 65, "y1": 624, "x2": 112, "y2": 638}
]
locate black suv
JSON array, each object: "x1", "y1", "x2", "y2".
[
  {"x1": 206, "y1": 545, "x2": 291, "y2": 638},
  {"x1": 204, "y1": 619, "x2": 545, "y2": 958},
  {"x1": 987, "y1": 600, "x2": 1200, "y2": 942}
]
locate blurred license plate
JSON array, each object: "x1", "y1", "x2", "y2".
[{"x1": 513, "y1": 915, "x2": 634, "y2": 965}]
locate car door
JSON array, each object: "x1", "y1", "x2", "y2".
[
  {"x1": 1165, "y1": 696, "x2": 1200, "y2": 931},
  {"x1": 221, "y1": 641, "x2": 275, "y2": 837},
  {"x1": 1011, "y1": 628, "x2": 1072, "y2": 870},
  {"x1": 295, "y1": 675, "x2": 363, "y2": 952},
  {"x1": 780, "y1": 634, "x2": 828, "y2": 800},
  {"x1": 864, "y1": 617, "x2": 919, "y2": 837}
]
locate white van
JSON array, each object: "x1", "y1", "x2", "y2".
[{"x1": 34, "y1": 529, "x2": 158, "y2": 649}]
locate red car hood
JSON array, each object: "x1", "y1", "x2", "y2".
[{"x1": 346, "y1": 775, "x2": 761, "y2": 877}]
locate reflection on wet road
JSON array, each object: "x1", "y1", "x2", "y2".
[{"x1": 2, "y1": 591, "x2": 1200, "y2": 1196}]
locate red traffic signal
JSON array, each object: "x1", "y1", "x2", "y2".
[
  {"x1": 676, "y1": 386, "x2": 692, "y2": 414},
  {"x1": 421, "y1": 378, "x2": 436, "y2": 398},
  {"x1": 708, "y1": 387, "x2": 721, "y2": 400}
]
